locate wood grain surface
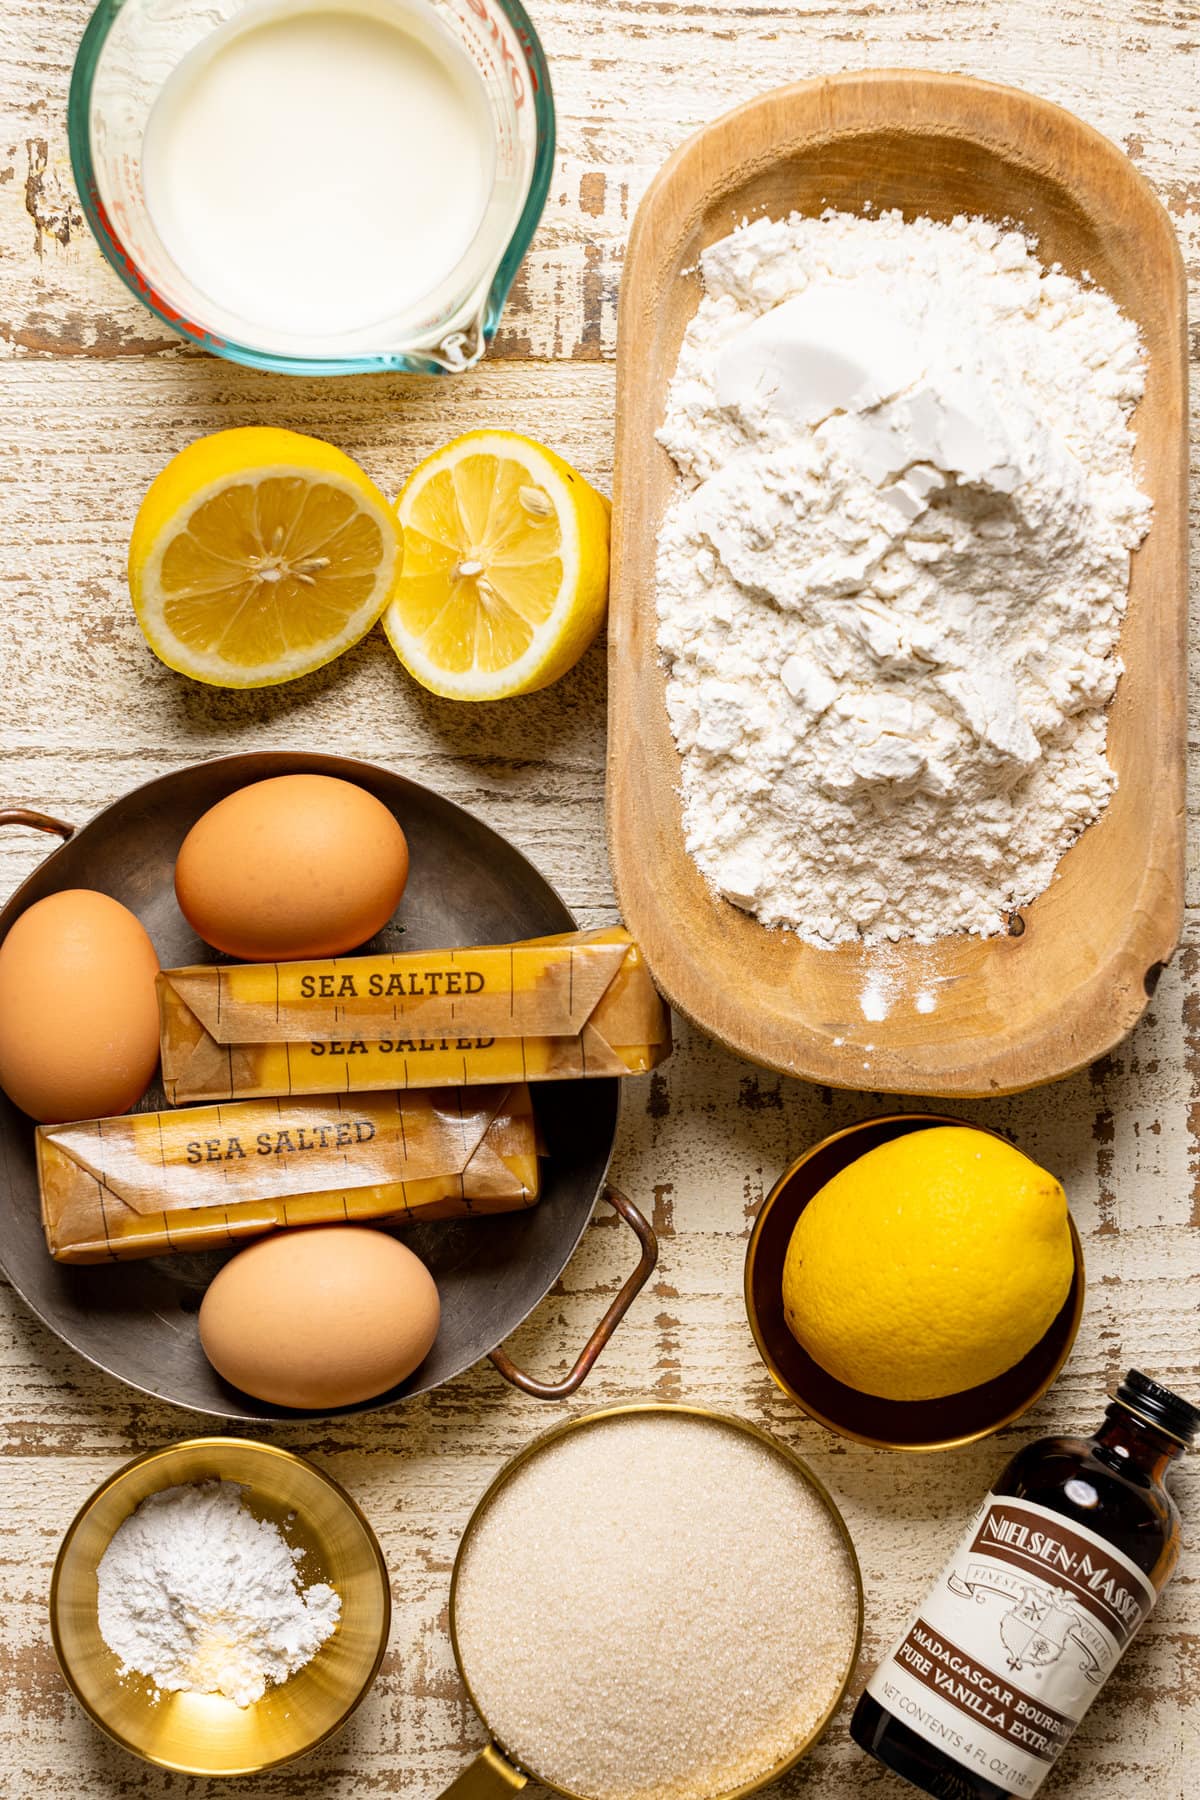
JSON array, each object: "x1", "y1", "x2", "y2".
[{"x1": 1, "y1": 3, "x2": 1198, "y2": 1799}]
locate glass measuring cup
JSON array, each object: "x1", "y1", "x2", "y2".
[
  {"x1": 442, "y1": 1404, "x2": 865, "y2": 1800},
  {"x1": 68, "y1": 0, "x2": 554, "y2": 374}
]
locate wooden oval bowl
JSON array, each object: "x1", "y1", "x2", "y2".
[{"x1": 607, "y1": 72, "x2": 1187, "y2": 1097}]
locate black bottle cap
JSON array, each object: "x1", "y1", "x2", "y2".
[{"x1": 1113, "y1": 1370, "x2": 1200, "y2": 1447}]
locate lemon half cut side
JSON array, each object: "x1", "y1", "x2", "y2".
[
  {"x1": 129, "y1": 427, "x2": 403, "y2": 689},
  {"x1": 383, "y1": 430, "x2": 611, "y2": 701}
]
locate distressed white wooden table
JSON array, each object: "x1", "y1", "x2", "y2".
[{"x1": 2, "y1": 2, "x2": 1198, "y2": 1796}]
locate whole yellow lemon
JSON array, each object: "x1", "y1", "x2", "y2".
[{"x1": 781, "y1": 1126, "x2": 1073, "y2": 1402}]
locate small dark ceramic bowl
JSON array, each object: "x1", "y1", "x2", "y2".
[{"x1": 744, "y1": 1113, "x2": 1085, "y2": 1452}]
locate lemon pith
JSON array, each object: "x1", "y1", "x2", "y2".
[
  {"x1": 781, "y1": 1126, "x2": 1074, "y2": 1403},
  {"x1": 129, "y1": 427, "x2": 403, "y2": 688},
  {"x1": 383, "y1": 429, "x2": 611, "y2": 700}
]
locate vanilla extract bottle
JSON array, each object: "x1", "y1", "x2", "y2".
[{"x1": 851, "y1": 1371, "x2": 1199, "y2": 1800}]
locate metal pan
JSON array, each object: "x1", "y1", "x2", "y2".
[{"x1": 0, "y1": 752, "x2": 656, "y2": 1420}]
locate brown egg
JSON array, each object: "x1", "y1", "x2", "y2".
[
  {"x1": 199, "y1": 1226, "x2": 440, "y2": 1408},
  {"x1": 175, "y1": 774, "x2": 409, "y2": 962},
  {"x1": 0, "y1": 889, "x2": 160, "y2": 1122}
]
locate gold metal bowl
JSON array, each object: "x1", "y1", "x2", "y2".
[
  {"x1": 50, "y1": 1437, "x2": 390, "y2": 1776},
  {"x1": 745, "y1": 1114, "x2": 1086, "y2": 1453},
  {"x1": 441, "y1": 1402, "x2": 865, "y2": 1800}
]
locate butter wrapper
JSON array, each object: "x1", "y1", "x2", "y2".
[
  {"x1": 38, "y1": 1084, "x2": 539, "y2": 1264},
  {"x1": 157, "y1": 925, "x2": 671, "y2": 1106}
]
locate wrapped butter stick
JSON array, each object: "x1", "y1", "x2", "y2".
[
  {"x1": 38, "y1": 1083, "x2": 539, "y2": 1264},
  {"x1": 157, "y1": 925, "x2": 671, "y2": 1106}
]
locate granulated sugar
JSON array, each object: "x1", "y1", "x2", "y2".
[{"x1": 453, "y1": 1411, "x2": 859, "y2": 1800}]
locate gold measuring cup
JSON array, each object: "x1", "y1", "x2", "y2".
[
  {"x1": 438, "y1": 1402, "x2": 864, "y2": 1800},
  {"x1": 50, "y1": 1437, "x2": 390, "y2": 1776}
]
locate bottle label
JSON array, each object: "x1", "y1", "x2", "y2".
[{"x1": 866, "y1": 1492, "x2": 1157, "y2": 1797}]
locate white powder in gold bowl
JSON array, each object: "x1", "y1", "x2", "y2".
[{"x1": 452, "y1": 1410, "x2": 861, "y2": 1800}]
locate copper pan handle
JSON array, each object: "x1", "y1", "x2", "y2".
[
  {"x1": 0, "y1": 808, "x2": 75, "y2": 844},
  {"x1": 489, "y1": 1184, "x2": 658, "y2": 1401}
]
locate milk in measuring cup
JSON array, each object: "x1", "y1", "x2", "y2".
[{"x1": 142, "y1": 0, "x2": 496, "y2": 339}]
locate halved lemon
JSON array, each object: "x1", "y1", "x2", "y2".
[
  {"x1": 383, "y1": 430, "x2": 611, "y2": 700},
  {"x1": 129, "y1": 427, "x2": 403, "y2": 688}
]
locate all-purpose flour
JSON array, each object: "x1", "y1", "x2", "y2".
[
  {"x1": 655, "y1": 211, "x2": 1151, "y2": 945},
  {"x1": 96, "y1": 1480, "x2": 341, "y2": 1706}
]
